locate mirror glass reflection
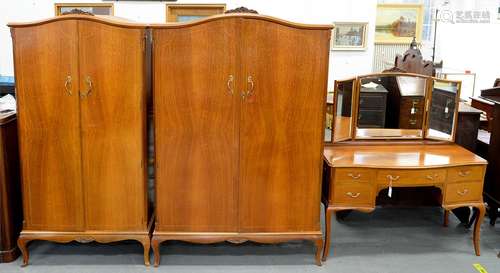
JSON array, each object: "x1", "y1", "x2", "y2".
[
  {"x1": 427, "y1": 80, "x2": 459, "y2": 140},
  {"x1": 333, "y1": 79, "x2": 354, "y2": 142},
  {"x1": 355, "y1": 75, "x2": 426, "y2": 138},
  {"x1": 325, "y1": 92, "x2": 334, "y2": 142}
]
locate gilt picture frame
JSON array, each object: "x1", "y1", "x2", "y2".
[
  {"x1": 166, "y1": 4, "x2": 226, "y2": 22},
  {"x1": 375, "y1": 4, "x2": 423, "y2": 44},
  {"x1": 331, "y1": 22, "x2": 368, "y2": 51},
  {"x1": 54, "y1": 3, "x2": 114, "y2": 16}
]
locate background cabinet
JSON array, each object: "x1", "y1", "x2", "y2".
[
  {"x1": 152, "y1": 14, "x2": 331, "y2": 266},
  {"x1": 10, "y1": 16, "x2": 150, "y2": 265},
  {"x1": 0, "y1": 113, "x2": 22, "y2": 263}
]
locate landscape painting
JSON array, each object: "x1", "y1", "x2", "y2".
[
  {"x1": 332, "y1": 22, "x2": 367, "y2": 50},
  {"x1": 375, "y1": 4, "x2": 423, "y2": 44}
]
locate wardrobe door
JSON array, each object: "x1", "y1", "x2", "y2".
[
  {"x1": 238, "y1": 19, "x2": 330, "y2": 232},
  {"x1": 78, "y1": 21, "x2": 147, "y2": 231},
  {"x1": 12, "y1": 21, "x2": 84, "y2": 231},
  {"x1": 153, "y1": 19, "x2": 239, "y2": 232}
]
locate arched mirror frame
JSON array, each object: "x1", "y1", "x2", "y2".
[
  {"x1": 352, "y1": 72, "x2": 430, "y2": 140},
  {"x1": 326, "y1": 72, "x2": 461, "y2": 143}
]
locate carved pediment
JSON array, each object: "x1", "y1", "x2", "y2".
[{"x1": 225, "y1": 7, "x2": 258, "y2": 14}]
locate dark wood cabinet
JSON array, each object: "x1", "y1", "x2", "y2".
[
  {"x1": 456, "y1": 103, "x2": 482, "y2": 152},
  {"x1": 399, "y1": 97, "x2": 424, "y2": 129},
  {"x1": 0, "y1": 112, "x2": 22, "y2": 263},
  {"x1": 9, "y1": 16, "x2": 150, "y2": 266},
  {"x1": 151, "y1": 14, "x2": 331, "y2": 266},
  {"x1": 429, "y1": 88, "x2": 457, "y2": 135},
  {"x1": 358, "y1": 86, "x2": 388, "y2": 128}
]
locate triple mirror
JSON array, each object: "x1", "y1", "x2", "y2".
[{"x1": 324, "y1": 73, "x2": 460, "y2": 143}]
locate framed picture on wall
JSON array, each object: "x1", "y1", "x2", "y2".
[
  {"x1": 375, "y1": 4, "x2": 423, "y2": 44},
  {"x1": 55, "y1": 3, "x2": 114, "y2": 16},
  {"x1": 166, "y1": 4, "x2": 226, "y2": 22},
  {"x1": 331, "y1": 22, "x2": 368, "y2": 51}
]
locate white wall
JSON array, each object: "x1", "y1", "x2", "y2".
[
  {"x1": 0, "y1": 0, "x2": 378, "y2": 90},
  {"x1": 433, "y1": 0, "x2": 500, "y2": 95}
]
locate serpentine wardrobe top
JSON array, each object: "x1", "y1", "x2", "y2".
[{"x1": 8, "y1": 13, "x2": 333, "y2": 30}]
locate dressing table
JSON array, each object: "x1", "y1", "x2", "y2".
[{"x1": 322, "y1": 73, "x2": 487, "y2": 261}]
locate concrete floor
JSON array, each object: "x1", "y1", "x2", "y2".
[{"x1": 1, "y1": 206, "x2": 499, "y2": 273}]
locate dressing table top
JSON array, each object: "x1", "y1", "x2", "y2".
[{"x1": 323, "y1": 143, "x2": 487, "y2": 169}]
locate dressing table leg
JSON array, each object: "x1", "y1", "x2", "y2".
[
  {"x1": 322, "y1": 208, "x2": 333, "y2": 262},
  {"x1": 473, "y1": 203, "x2": 486, "y2": 256},
  {"x1": 443, "y1": 210, "x2": 449, "y2": 227}
]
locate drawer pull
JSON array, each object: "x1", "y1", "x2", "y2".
[
  {"x1": 386, "y1": 175, "x2": 399, "y2": 198},
  {"x1": 386, "y1": 175, "x2": 400, "y2": 181},
  {"x1": 348, "y1": 173, "x2": 362, "y2": 180},
  {"x1": 346, "y1": 192, "x2": 361, "y2": 198},
  {"x1": 457, "y1": 189, "x2": 469, "y2": 196},
  {"x1": 458, "y1": 170, "x2": 471, "y2": 177},
  {"x1": 426, "y1": 174, "x2": 439, "y2": 180}
]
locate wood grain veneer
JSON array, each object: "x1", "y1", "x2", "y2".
[
  {"x1": 10, "y1": 15, "x2": 150, "y2": 266},
  {"x1": 152, "y1": 14, "x2": 332, "y2": 266}
]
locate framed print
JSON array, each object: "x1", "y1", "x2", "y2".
[
  {"x1": 166, "y1": 4, "x2": 226, "y2": 22},
  {"x1": 332, "y1": 22, "x2": 367, "y2": 51},
  {"x1": 375, "y1": 4, "x2": 423, "y2": 44},
  {"x1": 55, "y1": 3, "x2": 114, "y2": 16}
]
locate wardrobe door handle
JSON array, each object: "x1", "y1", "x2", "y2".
[
  {"x1": 227, "y1": 75, "x2": 234, "y2": 95},
  {"x1": 242, "y1": 76, "x2": 254, "y2": 99},
  {"x1": 64, "y1": 76, "x2": 72, "y2": 96},
  {"x1": 80, "y1": 76, "x2": 93, "y2": 98}
]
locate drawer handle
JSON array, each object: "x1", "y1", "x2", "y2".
[
  {"x1": 458, "y1": 170, "x2": 471, "y2": 177},
  {"x1": 457, "y1": 189, "x2": 469, "y2": 196},
  {"x1": 346, "y1": 192, "x2": 361, "y2": 198},
  {"x1": 426, "y1": 174, "x2": 439, "y2": 180},
  {"x1": 386, "y1": 175, "x2": 400, "y2": 181},
  {"x1": 386, "y1": 175, "x2": 399, "y2": 198},
  {"x1": 348, "y1": 173, "x2": 362, "y2": 180}
]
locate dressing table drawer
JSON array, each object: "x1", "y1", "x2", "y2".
[
  {"x1": 447, "y1": 166, "x2": 484, "y2": 182},
  {"x1": 444, "y1": 182, "x2": 483, "y2": 204},
  {"x1": 376, "y1": 169, "x2": 446, "y2": 185},
  {"x1": 334, "y1": 168, "x2": 374, "y2": 183},
  {"x1": 331, "y1": 183, "x2": 373, "y2": 206}
]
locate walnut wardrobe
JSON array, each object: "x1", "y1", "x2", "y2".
[
  {"x1": 9, "y1": 16, "x2": 151, "y2": 265},
  {"x1": 151, "y1": 14, "x2": 332, "y2": 266}
]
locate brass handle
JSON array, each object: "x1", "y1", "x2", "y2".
[
  {"x1": 387, "y1": 175, "x2": 400, "y2": 181},
  {"x1": 346, "y1": 192, "x2": 361, "y2": 198},
  {"x1": 409, "y1": 118, "x2": 417, "y2": 125},
  {"x1": 457, "y1": 189, "x2": 469, "y2": 196},
  {"x1": 242, "y1": 76, "x2": 254, "y2": 99},
  {"x1": 348, "y1": 173, "x2": 362, "y2": 180},
  {"x1": 426, "y1": 174, "x2": 439, "y2": 180},
  {"x1": 458, "y1": 170, "x2": 471, "y2": 177},
  {"x1": 64, "y1": 76, "x2": 72, "y2": 95},
  {"x1": 80, "y1": 76, "x2": 93, "y2": 97},
  {"x1": 227, "y1": 75, "x2": 234, "y2": 95}
]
